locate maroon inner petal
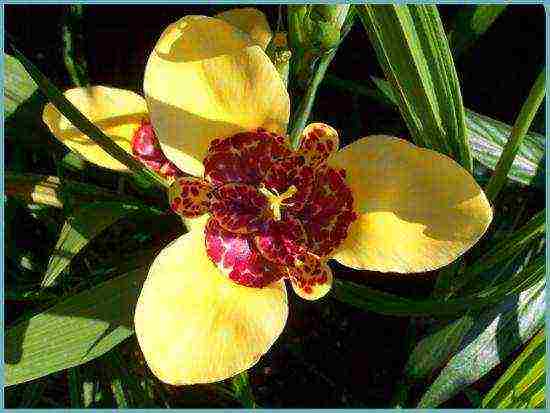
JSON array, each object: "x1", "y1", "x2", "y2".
[
  {"x1": 210, "y1": 183, "x2": 268, "y2": 233},
  {"x1": 254, "y1": 216, "x2": 308, "y2": 266},
  {"x1": 205, "y1": 218, "x2": 282, "y2": 288},
  {"x1": 298, "y1": 166, "x2": 357, "y2": 257},
  {"x1": 205, "y1": 129, "x2": 293, "y2": 187}
]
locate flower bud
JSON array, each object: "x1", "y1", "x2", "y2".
[{"x1": 288, "y1": 5, "x2": 351, "y2": 53}]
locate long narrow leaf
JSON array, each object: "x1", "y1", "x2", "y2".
[
  {"x1": 485, "y1": 69, "x2": 546, "y2": 201},
  {"x1": 417, "y1": 278, "x2": 545, "y2": 407},
  {"x1": 358, "y1": 5, "x2": 471, "y2": 169},
  {"x1": 41, "y1": 201, "x2": 141, "y2": 288},
  {"x1": 466, "y1": 110, "x2": 545, "y2": 189},
  {"x1": 405, "y1": 314, "x2": 474, "y2": 382},
  {"x1": 231, "y1": 371, "x2": 257, "y2": 408},
  {"x1": 482, "y1": 328, "x2": 545, "y2": 408},
  {"x1": 5, "y1": 266, "x2": 148, "y2": 386},
  {"x1": 4, "y1": 53, "x2": 38, "y2": 118},
  {"x1": 333, "y1": 256, "x2": 543, "y2": 317},
  {"x1": 371, "y1": 76, "x2": 546, "y2": 189},
  {"x1": 447, "y1": 5, "x2": 508, "y2": 58}
]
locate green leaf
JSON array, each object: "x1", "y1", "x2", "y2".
[
  {"x1": 372, "y1": 76, "x2": 546, "y2": 189},
  {"x1": 417, "y1": 277, "x2": 545, "y2": 407},
  {"x1": 231, "y1": 371, "x2": 257, "y2": 408},
  {"x1": 447, "y1": 5, "x2": 508, "y2": 58},
  {"x1": 405, "y1": 314, "x2": 474, "y2": 381},
  {"x1": 42, "y1": 201, "x2": 139, "y2": 288},
  {"x1": 5, "y1": 172, "x2": 163, "y2": 214},
  {"x1": 104, "y1": 349, "x2": 152, "y2": 408},
  {"x1": 358, "y1": 5, "x2": 471, "y2": 170},
  {"x1": 61, "y1": 152, "x2": 88, "y2": 173},
  {"x1": 333, "y1": 255, "x2": 544, "y2": 317},
  {"x1": 67, "y1": 367, "x2": 83, "y2": 408},
  {"x1": 19, "y1": 379, "x2": 48, "y2": 407},
  {"x1": 5, "y1": 265, "x2": 148, "y2": 386},
  {"x1": 466, "y1": 110, "x2": 545, "y2": 189},
  {"x1": 485, "y1": 70, "x2": 546, "y2": 201},
  {"x1": 4, "y1": 53, "x2": 38, "y2": 118},
  {"x1": 7, "y1": 43, "x2": 168, "y2": 190},
  {"x1": 464, "y1": 210, "x2": 545, "y2": 285},
  {"x1": 481, "y1": 328, "x2": 545, "y2": 408}
]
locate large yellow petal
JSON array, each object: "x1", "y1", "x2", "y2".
[
  {"x1": 215, "y1": 8, "x2": 273, "y2": 50},
  {"x1": 42, "y1": 86, "x2": 147, "y2": 172},
  {"x1": 134, "y1": 217, "x2": 288, "y2": 385},
  {"x1": 144, "y1": 15, "x2": 290, "y2": 177},
  {"x1": 329, "y1": 135, "x2": 493, "y2": 273}
]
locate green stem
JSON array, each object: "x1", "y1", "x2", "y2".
[
  {"x1": 8, "y1": 40, "x2": 169, "y2": 191},
  {"x1": 485, "y1": 69, "x2": 545, "y2": 202},
  {"x1": 62, "y1": 5, "x2": 89, "y2": 87},
  {"x1": 288, "y1": 51, "x2": 335, "y2": 148}
]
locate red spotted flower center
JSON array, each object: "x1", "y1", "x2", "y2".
[{"x1": 169, "y1": 127, "x2": 357, "y2": 296}]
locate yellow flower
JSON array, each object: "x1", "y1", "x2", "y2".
[{"x1": 42, "y1": 8, "x2": 493, "y2": 386}]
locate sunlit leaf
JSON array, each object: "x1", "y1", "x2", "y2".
[
  {"x1": 372, "y1": 76, "x2": 546, "y2": 189},
  {"x1": 5, "y1": 266, "x2": 148, "y2": 386},
  {"x1": 4, "y1": 53, "x2": 38, "y2": 118},
  {"x1": 417, "y1": 278, "x2": 545, "y2": 407},
  {"x1": 405, "y1": 314, "x2": 474, "y2": 382},
  {"x1": 357, "y1": 4, "x2": 471, "y2": 170},
  {"x1": 41, "y1": 201, "x2": 140, "y2": 288},
  {"x1": 481, "y1": 328, "x2": 545, "y2": 408}
]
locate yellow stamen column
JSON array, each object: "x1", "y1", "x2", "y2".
[{"x1": 258, "y1": 184, "x2": 298, "y2": 221}]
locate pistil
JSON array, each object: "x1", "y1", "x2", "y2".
[{"x1": 258, "y1": 184, "x2": 298, "y2": 221}]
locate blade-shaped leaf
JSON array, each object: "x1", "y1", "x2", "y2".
[
  {"x1": 358, "y1": 5, "x2": 471, "y2": 170},
  {"x1": 231, "y1": 371, "x2": 257, "y2": 408},
  {"x1": 481, "y1": 328, "x2": 545, "y2": 408},
  {"x1": 333, "y1": 255, "x2": 543, "y2": 318},
  {"x1": 5, "y1": 265, "x2": 148, "y2": 386},
  {"x1": 466, "y1": 110, "x2": 545, "y2": 189},
  {"x1": 405, "y1": 314, "x2": 474, "y2": 382},
  {"x1": 484, "y1": 69, "x2": 545, "y2": 201},
  {"x1": 447, "y1": 5, "x2": 508, "y2": 58},
  {"x1": 4, "y1": 53, "x2": 38, "y2": 118},
  {"x1": 371, "y1": 76, "x2": 546, "y2": 190},
  {"x1": 67, "y1": 367, "x2": 83, "y2": 408},
  {"x1": 41, "y1": 201, "x2": 141, "y2": 288},
  {"x1": 417, "y1": 277, "x2": 545, "y2": 407}
]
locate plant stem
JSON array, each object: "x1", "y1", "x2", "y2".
[
  {"x1": 288, "y1": 51, "x2": 336, "y2": 148},
  {"x1": 62, "y1": 5, "x2": 89, "y2": 87},
  {"x1": 485, "y1": 69, "x2": 545, "y2": 202}
]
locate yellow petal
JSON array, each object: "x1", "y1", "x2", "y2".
[
  {"x1": 215, "y1": 8, "x2": 273, "y2": 50},
  {"x1": 329, "y1": 135, "x2": 493, "y2": 273},
  {"x1": 134, "y1": 217, "x2": 288, "y2": 385},
  {"x1": 42, "y1": 86, "x2": 147, "y2": 172},
  {"x1": 144, "y1": 15, "x2": 290, "y2": 177}
]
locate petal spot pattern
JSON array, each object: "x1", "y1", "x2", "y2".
[
  {"x1": 179, "y1": 128, "x2": 356, "y2": 299},
  {"x1": 169, "y1": 176, "x2": 213, "y2": 218}
]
